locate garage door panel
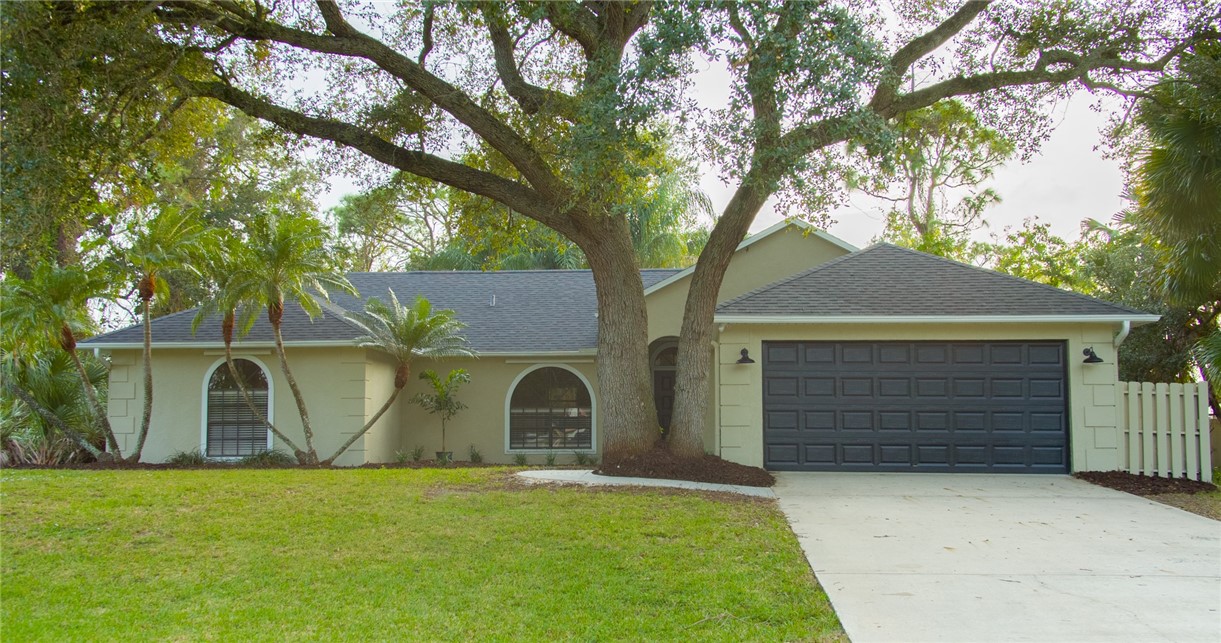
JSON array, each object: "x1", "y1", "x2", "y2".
[{"x1": 762, "y1": 341, "x2": 1069, "y2": 473}]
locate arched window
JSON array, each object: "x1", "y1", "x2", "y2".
[
  {"x1": 507, "y1": 366, "x2": 594, "y2": 451},
  {"x1": 205, "y1": 358, "x2": 271, "y2": 457}
]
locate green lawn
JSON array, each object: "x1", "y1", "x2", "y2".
[{"x1": 1, "y1": 468, "x2": 843, "y2": 641}]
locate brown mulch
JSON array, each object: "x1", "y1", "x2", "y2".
[
  {"x1": 1074, "y1": 470, "x2": 1217, "y2": 496},
  {"x1": 596, "y1": 447, "x2": 775, "y2": 487}
]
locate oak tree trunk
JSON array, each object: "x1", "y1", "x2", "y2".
[
  {"x1": 580, "y1": 216, "x2": 658, "y2": 463},
  {"x1": 668, "y1": 185, "x2": 770, "y2": 458}
]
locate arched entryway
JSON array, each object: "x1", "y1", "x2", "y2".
[{"x1": 649, "y1": 337, "x2": 679, "y2": 432}]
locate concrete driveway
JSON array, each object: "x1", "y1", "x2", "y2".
[{"x1": 775, "y1": 473, "x2": 1221, "y2": 643}]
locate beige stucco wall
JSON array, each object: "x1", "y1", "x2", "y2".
[
  {"x1": 392, "y1": 358, "x2": 600, "y2": 464},
  {"x1": 644, "y1": 227, "x2": 851, "y2": 340},
  {"x1": 714, "y1": 322, "x2": 1125, "y2": 473},
  {"x1": 105, "y1": 346, "x2": 377, "y2": 466}
]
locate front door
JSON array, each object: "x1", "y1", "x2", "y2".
[{"x1": 654, "y1": 370, "x2": 676, "y2": 431}]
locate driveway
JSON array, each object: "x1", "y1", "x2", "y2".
[{"x1": 775, "y1": 473, "x2": 1221, "y2": 643}]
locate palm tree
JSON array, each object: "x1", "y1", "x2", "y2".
[
  {"x1": 226, "y1": 213, "x2": 356, "y2": 464},
  {"x1": 121, "y1": 208, "x2": 210, "y2": 462},
  {"x1": 1, "y1": 349, "x2": 109, "y2": 463},
  {"x1": 191, "y1": 233, "x2": 309, "y2": 460},
  {"x1": 324, "y1": 291, "x2": 473, "y2": 464},
  {"x1": 629, "y1": 167, "x2": 714, "y2": 268},
  {"x1": 0, "y1": 264, "x2": 120, "y2": 460}
]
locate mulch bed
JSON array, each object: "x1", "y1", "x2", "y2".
[
  {"x1": 596, "y1": 447, "x2": 775, "y2": 488},
  {"x1": 1075, "y1": 470, "x2": 1217, "y2": 496}
]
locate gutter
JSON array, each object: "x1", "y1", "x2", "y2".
[{"x1": 712, "y1": 314, "x2": 1162, "y2": 325}]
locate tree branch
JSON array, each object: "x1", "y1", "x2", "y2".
[
  {"x1": 481, "y1": 6, "x2": 578, "y2": 118},
  {"x1": 870, "y1": 1, "x2": 992, "y2": 111},
  {"x1": 156, "y1": 1, "x2": 566, "y2": 200},
  {"x1": 176, "y1": 78, "x2": 568, "y2": 231}
]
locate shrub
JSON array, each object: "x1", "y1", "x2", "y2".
[
  {"x1": 166, "y1": 449, "x2": 207, "y2": 466},
  {"x1": 410, "y1": 445, "x2": 425, "y2": 462},
  {"x1": 574, "y1": 452, "x2": 594, "y2": 466},
  {"x1": 468, "y1": 444, "x2": 483, "y2": 464},
  {"x1": 238, "y1": 450, "x2": 295, "y2": 467},
  {"x1": 512, "y1": 453, "x2": 528, "y2": 466},
  {"x1": 436, "y1": 451, "x2": 452, "y2": 466},
  {"x1": 394, "y1": 449, "x2": 410, "y2": 464},
  {"x1": 544, "y1": 452, "x2": 556, "y2": 467}
]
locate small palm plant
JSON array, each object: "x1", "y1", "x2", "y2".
[
  {"x1": 0, "y1": 263, "x2": 120, "y2": 461},
  {"x1": 324, "y1": 291, "x2": 473, "y2": 464},
  {"x1": 412, "y1": 369, "x2": 471, "y2": 459}
]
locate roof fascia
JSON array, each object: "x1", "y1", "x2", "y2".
[{"x1": 713, "y1": 314, "x2": 1162, "y2": 325}]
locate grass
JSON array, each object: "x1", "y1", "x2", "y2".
[
  {"x1": 1153, "y1": 468, "x2": 1221, "y2": 521},
  {"x1": 1, "y1": 468, "x2": 843, "y2": 641}
]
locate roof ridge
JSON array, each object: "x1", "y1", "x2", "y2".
[{"x1": 872, "y1": 243, "x2": 1151, "y2": 316}]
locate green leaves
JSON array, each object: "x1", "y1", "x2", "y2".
[{"x1": 345, "y1": 290, "x2": 473, "y2": 371}]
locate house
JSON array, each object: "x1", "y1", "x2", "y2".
[{"x1": 83, "y1": 221, "x2": 1158, "y2": 472}]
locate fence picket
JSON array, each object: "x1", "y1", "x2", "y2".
[
  {"x1": 1155, "y1": 383, "x2": 1171, "y2": 476},
  {"x1": 1184, "y1": 384, "x2": 1198, "y2": 481},
  {"x1": 1198, "y1": 383, "x2": 1212, "y2": 478},
  {"x1": 1123, "y1": 382, "x2": 1139, "y2": 475},
  {"x1": 1141, "y1": 383, "x2": 1155, "y2": 476},
  {"x1": 1168, "y1": 383, "x2": 1184, "y2": 478}
]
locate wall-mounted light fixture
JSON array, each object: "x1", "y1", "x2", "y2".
[
  {"x1": 736, "y1": 348, "x2": 755, "y2": 364},
  {"x1": 1082, "y1": 347, "x2": 1104, "y2": 364}
]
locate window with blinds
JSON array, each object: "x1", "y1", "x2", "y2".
[
  {"x1": 206, "y1": 359, "x2": 270, "y2": 457},
  {"x1": 508, "y1": 367, "x2": 592, "y2": 450}
]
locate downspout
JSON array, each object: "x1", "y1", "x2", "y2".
[
  {"x1": 1113, "y1": 320, "x2": 1131, "y2": 348},
  {"x1": 713, "y1": 324, "x2": 726, "y2": 457}
]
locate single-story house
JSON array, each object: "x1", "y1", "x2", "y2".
[{"x1": 83, "y1": 221, "x2": 1158, "y2": 472}]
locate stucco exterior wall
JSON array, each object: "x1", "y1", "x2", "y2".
[
  {"x1": 714, "y1": 322, "x2": 1125, "y2": 473},
  {"x1": 644, "y1": 228, "x2": 851, "y2": 339},
  {"x1": 104, "y1": 346, "x2": 374, "y2": 466},
  {"x1": 390, "y1": 358, "x2": 600, "y2": 464}
]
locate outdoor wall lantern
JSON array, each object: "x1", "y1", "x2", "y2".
[
  {"x1": 1082, "y1": 347, "x2": 1104, "y2": 364},
  {"x1": 736, "y1": 348, "x2": 755, "y2": 364}
]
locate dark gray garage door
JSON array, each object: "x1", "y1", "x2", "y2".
[{"x1": 762, "y1": 341, "x2": 1068, "y2": 473}]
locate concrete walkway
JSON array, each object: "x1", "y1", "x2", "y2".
[
  {"x1": 516, "y1": 469, "x2": 776, "y2": 498},
  {"x1": 775, "y1": 473, "x2": 1221, "y2": 643}
]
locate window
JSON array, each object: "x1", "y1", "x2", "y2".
[
  {"x1": 205, "y1": 359, "x2": 271, "y2": 457},
  {"x1": 508, "y1": 366, "x2": 593, "y2": 451}
]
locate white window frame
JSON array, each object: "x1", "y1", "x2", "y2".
[
  {"x1": 200, "y1": 356, "x2": 274, "y2": 459},
  {"x1": 504, "y1": 363, "x2": 597, "y2": 454}
]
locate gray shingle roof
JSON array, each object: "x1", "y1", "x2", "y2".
[
  {"x1": 82, "y1": 269, "x2": 682, "y2": 353},
  {"x1": 715, "y1": 243, "x2": 1153, "y2": 318}
]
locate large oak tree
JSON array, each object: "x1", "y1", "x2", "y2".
[{"x1": 33, "y1": 0, "x2": 1218, "y2": 461}]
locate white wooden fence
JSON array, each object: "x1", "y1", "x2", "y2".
[{"x1": 1118, "y1": 382, "x2": 1212, "y2": 482}]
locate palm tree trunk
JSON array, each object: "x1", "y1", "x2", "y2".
[
  {"x1": 131, "y1": 296, "x2": 153, "y2": 462},
  {"x1": 270, "y1": 319, "x2": 319, "y2": 464},
  {"x1": 321, "y1": 384, "x2": 404, "y2": 466},
  {"x1": 222, "y1": 337, "x2": 306, "y2": 459},
  {"x1": 65, "y1": 344, "x2": 121, "y2": 458},
  {"x1": 3, "y1": 380, "x2": 110, "y2": 461}
]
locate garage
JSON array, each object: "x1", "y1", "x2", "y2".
[{"x1": 762, "y1": 341, "x2": 1069, "y2": 473}]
